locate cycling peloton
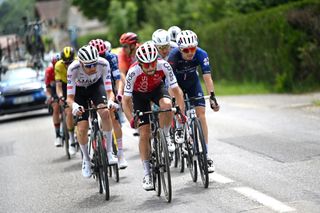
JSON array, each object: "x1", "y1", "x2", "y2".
[
  {"x1": 168, "y1": 30, "x2": 220, "y2": 173},
  {"x1": 122, "y1": 42, "x2": 185, "y2": 190},
  {"x1": 54, "y1": 46, "x2": 77, "y2": 155},
  {"x1": 89, "y1": 38, "x2": 128, "y2": 169},
  {"x1": 66, "y1": 45, "x2": 118, "y2": 178}
]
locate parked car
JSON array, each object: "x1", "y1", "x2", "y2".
[{"x1": 0, "y1": 63, "x2": 47, "y2": 115}]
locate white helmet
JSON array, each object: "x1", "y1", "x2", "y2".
[
  {"x1": 176, "y1": 30, "x2": 198, "y2": 48},
  {"x1": 168, "y1": 26, "x2": 181, "y2": 42},
  {"x1": 152, "y1": 29, "x2": 170, "y2": 46},
  {"x1": 104, "y1": 40, "x2": 112, "y2": 52},
  {"x1": 78, "y1": 45, "x2": 99, "y2": 64},
  {"x1": 136, "y1": 41, "x2": 158, "y2": 63}
]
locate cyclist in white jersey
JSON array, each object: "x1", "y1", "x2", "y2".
[
  {"x1": 122, "y1": 42, "x2": 186, "y2": 190},
  {"x1": 152, "y1": 29, "x2": 172, "y2": 60},
  {"x1": 66, "y1": 45, "x2": 118, "y2": 178}
]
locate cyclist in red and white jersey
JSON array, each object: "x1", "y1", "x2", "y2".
[
  {"x1": 122, "y1": 42, "x2": 185, "y2": 190},
  {"x1": 67, "y1": 45, "x2": 118, "y2": 178}
]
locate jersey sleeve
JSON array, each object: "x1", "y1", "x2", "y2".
[
  {"x1": 45, "y1": 65, "x2": 53, "y2": 86},
  {"x1": 67, "y1": 66, "x2": 76, "y2": 96},
  {"x1": 123, "y1": 67, "x2": 138, "y2": 97},
  {"x1": 162, "y1": 61, "x2": 178, "y2": 89},
  {"x1": 54, "y1": 63, "x2": 62, "y2": 82},
  {"x1": 197, "y1": 48, "x2": 212, "y2": 75},
  {"x1": 103, "y1": 61, "x2": 113, "y2": 92}
]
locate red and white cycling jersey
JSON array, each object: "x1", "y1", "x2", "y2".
[
  {"x1": 124, "y1": 59, "x2": 178, "y2": 96},
  {"x1": 67, "y1": 57, "x2": 112, "y2": 95}
]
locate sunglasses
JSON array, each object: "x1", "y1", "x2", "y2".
[
  {"x1": 157, "y1": 45, "x2": 170, "y2": 50},
  {"x1": 181, "y1": 46, "x2": 197, "y2": 54},
  {"x1": 140, "y1": 61, "x2": 157, "y2": 69},
  {"x1": 83, "y1": 63, "x2": 97, "y2": 68}
]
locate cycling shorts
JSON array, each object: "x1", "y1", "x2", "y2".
[
  {"x1": 75, "y1": 78, "x2": 107, "y2": 121},
  {"x1": 132, "y1": 82, "x2": 170, "y2": 126},
  {"x1": 181, "y1": 80, "x2": 205, "y2": 107}
]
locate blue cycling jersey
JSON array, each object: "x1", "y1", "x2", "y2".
[
  {"x1": 167, "y1": 47, "x2": 211, "y2": 89},
  {"x1": 101, "y1": 52, "x2": 121, "y2": 82}
]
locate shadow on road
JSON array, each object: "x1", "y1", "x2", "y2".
[{"x1": 0, "y1": 111, "x2": 49, "y2": 124}]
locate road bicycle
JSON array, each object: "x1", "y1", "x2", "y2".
[
  {"x1": 135, "y1": 106, "x2": 180, "y2": 203},
  {"x1": 85, "y1": 101, "x2": 111, "y2": 201},
  {"x1": 177, "y1": 94, "x2": 211, "y2": 188},
  {"x1": 59, "y1": 99, "x2": 70, "y2": 159}
]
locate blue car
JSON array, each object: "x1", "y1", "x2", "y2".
[{"x1": 0, "y1": 65, "x2": 47, "y2": 115}]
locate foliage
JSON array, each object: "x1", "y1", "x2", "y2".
[{"x1": 200, "y1": 0, "x2": 320, "y2": 93}]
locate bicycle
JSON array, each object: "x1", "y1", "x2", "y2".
[
  {"x1": 135, "y1": 106, "x2": 179, "y2": 203},
  {"x1": 179, "y1": 94, "x2": 211, "y2": 188},
  {"x1": 59, "y1": 98, "x2": 70, "y2": 159},
  {"x1": 85, "y1": 101, "x2": 111, "y2": 201}
]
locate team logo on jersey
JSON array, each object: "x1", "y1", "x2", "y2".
[{"x1": 203, "y1": 57, "x2": 209, "y2": 66}]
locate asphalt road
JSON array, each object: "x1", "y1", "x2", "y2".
[{"x1": 0, "y1": 93, "x2": 319, "y2": 213}]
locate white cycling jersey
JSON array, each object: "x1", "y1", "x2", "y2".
[
  {"x1": 67, "y1": 57, "x2": 112, "y2": 95},
  {"x1": 124, "y1": 59, "x2": 178, "y2": 97}
]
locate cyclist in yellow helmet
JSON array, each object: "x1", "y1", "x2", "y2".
[{"x1": 54, "y1": 46, "x2": 77, "y2": 155}]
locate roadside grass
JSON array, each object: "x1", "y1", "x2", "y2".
[
  {"x1": 201, "y1": 80, "x2": 271, "y2": 96},
  {"x1": 312, "y1": 100, "x2": 320, "y2": 106}
]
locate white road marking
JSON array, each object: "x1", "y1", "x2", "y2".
[
  {"x1": 210, "y1": 173, "x2": 234, "y2": 184},
  {"x1": 233, "y1": 187, "x2": 296, "y2": 212}
]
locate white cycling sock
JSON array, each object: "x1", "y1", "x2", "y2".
[
  {"x1": 142, "y1": 160, "x2": 150, "y2": 176},
  {"x1": 103, "y1": 131, "x2": 113, "y2": 152},
  {"x1": 68, "y1": 131, "x2": 75, "y2": 145},
  {"x1": 80, "y1": 144, "x2": 90, "y2": 161},
  {"x1": 117, "y1": 138, "x2": 123, "y2": 151}
]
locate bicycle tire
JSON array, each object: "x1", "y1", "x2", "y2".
[
  {"x1": 178, "y1": 144, "x2": 185, "y2": 173},
  {"x1": 97, "y1": 131, "x2": 110, "y2": 200},
  {"x1": 61, "y1": 109, "x2": 70, "y2": 159},
  {"x1": 193, "y1": 118, "x2": 209, "y2": 188},
  {"x1": 184, "y1": 123, "x2": 197, "y2": 182},
  {"x1": 159, "y1": 130, "x2": 172, "y2": 203},
  {"x1": 151, "y1": 138, "x2": 161, "y2": 196}
]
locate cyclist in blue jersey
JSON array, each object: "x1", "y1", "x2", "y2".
[
  {"x1": 168, "y1": 30, "x2": 220, "y2": 173},
  {"x1": 89, "y1": 39, "x2": 128, "y2": 169}
]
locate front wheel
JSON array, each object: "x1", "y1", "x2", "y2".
[
  {"x1": 97, "y1": 131, "x2": 110, "y2": 200},
  {"x1": 159, "y1": 130, "x2": 172, "y2": 203}
]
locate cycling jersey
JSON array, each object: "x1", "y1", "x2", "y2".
[
  {"x1": 67, "y1": 57, "x2": 112, "y2": 96},
  {"x1": 54, "y1": 60, "x2": 68, "y2": 84},
  {"x1": 124, "y1": 59, "x2": 178, "y2": 97},
  {"x1": 167, "y1": 47, "x2": 211, "y2": 88},
  {"x1": 45, "y1": 63, "x2": 55, "y2": 87},
  {"x1": 100, "y1": 52, "x2": 120, "y2": 82},
  {"x1": 118, "y1": 44, "x2": 139, "y2": 73},
  {"x1": 168, "y1": 47, "x2": 212, "y2": 107}
]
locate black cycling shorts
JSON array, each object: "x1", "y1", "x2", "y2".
[
  {"x1": 75, "y1": 78, "x2": 107, "y2": 121},
  {"x1": 132, "y1": 82, "x2": 171, "y2": 126}
]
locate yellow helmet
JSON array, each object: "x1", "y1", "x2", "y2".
[{"x1": 61, "y1": 46, "x2": 75, "y2": 64}]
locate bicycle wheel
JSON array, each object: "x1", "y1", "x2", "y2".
[
  {"x1": 185, "y1": 123, "x2": 197, "y2": 182},
  {"x1": 193, "y1": 118, "x2": 209, "y2": 188},
  {"x1": 61, "y1": 111, "x2": 70, "y2": 159},
  {"x1": 178, "y1": 144, "x2": 185, "y2": 173},
  {"x1": 159, "y1": 130, "x2": 172, "y2": 203},
  {"x1": 151, "y1": 138, "x2": 161, "y2": 196},
  {"x1": 97, "y1": 131, "x2": 110, "y2": 200}
]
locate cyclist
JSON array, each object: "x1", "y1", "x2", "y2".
[
  {"x1": 168, "y1": 26, "x2": 181, "y2": 48},
  {"x1": 54, "y1": 46, "x2": 77, "y2": 155},
  {"x1": 67, "y1": 45, "x2": 118, "y2": 178},
  {"x1": 117, "y1": 32, "x2": 140, "y2": 137},
  {"x1": 104, "y1": 40, "x2": 112, "y2": 52},
  {"x1": 45, "y1": 53, "x2": 61, "y2": 146},
  {"x1": 89, "y1": 38, "x2": 128, "y2": 169},
  {"x1": 168, "y1": 30, "x2": 220, "y2": 173},
  {"x1": 152, "y1": 29, "x2": 172, "y2": 60},
  {"x1": 122, "y1": 42, "x2": 185, "y2": 190}
]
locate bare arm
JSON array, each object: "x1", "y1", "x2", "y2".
[
  {"x1": 122, "y1": 95, "x2": 133, "y2": 122},
  {"x1": 170, "y1": 86, "x2": 185, "y2": 114},
  {"x1": 56, "y1": 81, "x2": 64, "y2": 98},
  {"x1": 202, "y1": 73, "x2": 215, "y2": 94}
]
